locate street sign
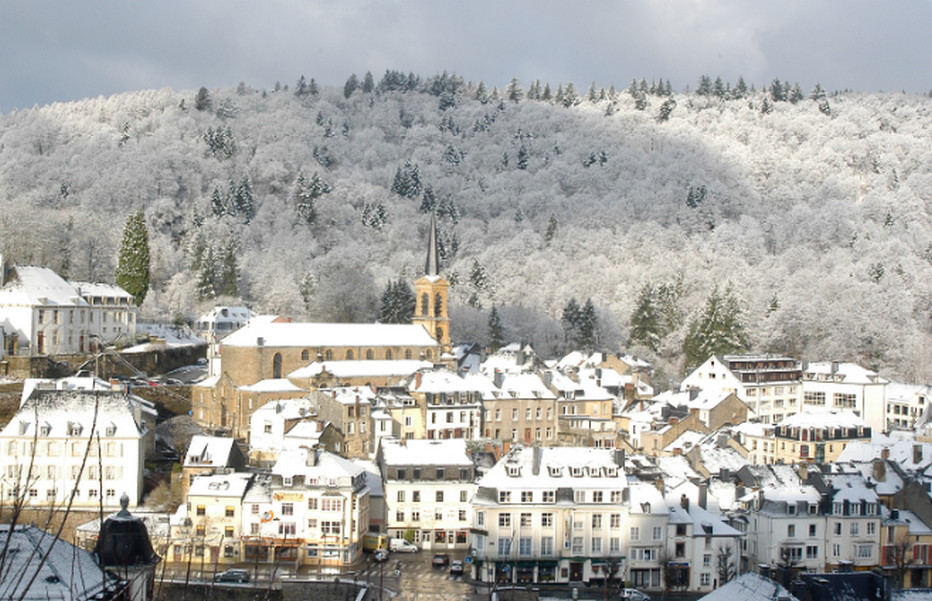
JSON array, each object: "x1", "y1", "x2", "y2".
[{"x1": 464, "y1": 556, "x2": 473, "y2": 564}]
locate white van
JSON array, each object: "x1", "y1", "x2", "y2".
[{"x1": 389, "y1": 538, "x2": 419, "y2": 553}]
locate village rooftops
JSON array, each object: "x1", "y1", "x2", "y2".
[
  {"x1": 775, "y1": 408, "x2": 869, "y2": 431},
  {"x1": 238, "y1": 378, "x2": 306, "y2": 393},
  {"x1": 184, "y1": 435, "x2": 238, "y2": 467},
  {"x1": 221, "y1": 320, "x2": 439, "y2": 348},
  {"x1": 0, "y1": 265, "x2": 87, "y2": 306},
  {"x1": 477, "y1": 445, "x2": 627, "y2": 490},
  {"x1": 4, "y1": 389, "x2": 148, "y2": 438}
]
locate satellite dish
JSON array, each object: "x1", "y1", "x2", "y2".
[{"x1": 261, "y1": 510, "x2": 275, "y2": 523}]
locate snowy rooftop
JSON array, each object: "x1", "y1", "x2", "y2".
[
  {"x1": 379, "y1": 438, "x2": 472, "y2": 467},
  {"x1": 221, "y1": 321, "x2": 439, "y2": 348},
  {"x1": 409, "y1": 368, "x2": 486, "y2": 394},
  {"x1": 239, "y1": 378, "x2": 306, "y2": 393},
  {"x1": 478, "y1": 445, "x2": 626, "y2": 490},
  {"x1": 273, "y1": 448, "x2": 366, "y2": 481},
  {"x1": 498, "y1": 373, "x2": 556, "y2": 399},
  {"x1": 0, "y1": 265, "x2": 87, "y2": 307},
  {"x1": 73, "y1": 281, "x2": 134, "y2": 300},
  {"x1": 184, "y1": 435, "x2": 239, "y2": 467},
  {"x1": 317, "y1": 386, "x2": 377, "y2": 405},
  {"x1": 251, "y1": 397, "x2": 315, "y2": 420},
  {"x1": 824, "y1": 473, "x2": 880, "y2": 503},
  {"x1": 289, "y1": 359, "x2": 433, "y2": 379},
  {"x1": 0, "y1": 525, "x2": 112, "y2": 600},
  {"x1": 699, "y1": 572, "x2": 798, "y2": 601},
  {"x1": 776, "y1": 408, "x2": 868, "y2": 429},
  {"x1": 665, "y1": 498, "x2": 742, "y2": 536},
  {"x1": 2, "y1": 389, "x2": 147, "y2": 439},
  {"x1": 627, "y1": 483, "x2": 668, "y2": 514},
  {"x1": 802, "y1": 361, "x2": 887, "y2": 384},
  {"x1": 188, "y1": 472, "x2": 253, "y2": 498},
  {"x1": 837, "y1": 437, "x2": 932, "y2": 471}
]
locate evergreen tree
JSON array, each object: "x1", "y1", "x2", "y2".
[
  {"x1": 544, "y1": 213, "x2": 558, "y2": 245},
  {"x1": 361, "y1": 71, "x2": 375, "y2": 93},
  {"x1": 733, "y1": 76, "x2": 748, "y2": 99},
  {"x1": 788, "y1": 83, "x2": 805, "y2": 104},
  {"x1": 560, "y1": 82, "x2": 579, "y2": 108},
  {"x1": 712, "y1": 76, "x2": 726, "y2": 98},
  {"x1": 809, "y1": 82, "x2": 827, "y2": 101},
  {"x1": 419, "y1": 186, "x2": 438, "y2": 214},
  {"x1": 683, "y1": 286, "x2": 748, "y2": 367},
  {"x1": 488, "y1": 305, "x2": 505, "y2": 352},
  {"x1": 506, "y1": 77, "x2": 523, "y2": 103},
  {"x1": 696, "y1": 75, "x2": 712, "y2": 96},
  {"x1": 295, "y1": 75, "x2": 309, "y2": 97},
  {"x1": 232, "y1": 177, "x2": 255, "y2": 223},
  {"x1": 629, "y1": 284, "x2": 662, "y2": 351},
  {"x1": 217, "y1": 240, "x2": 239, "y2": 297},
  {"x1": 391, "y1": 161, "x2": 423, "y2": 198},
  {"x1": 517, "y1": 144, "x2": 529, "y2": 170},
  {"x1": 577, "y1": 298, "x2": 598, "y2": 350},
  {"x1": 195, "y1": 245, "x2": 216, "y2": 301},
  {"x1": 378, "y1": 279, "x2": 416, "y2": 323},
  {"x1": 344, "y1": 74, "x2": 359, "y2": 98},
  {"x1": 195, "y1": 87, "x2": 212, "y2": 111},
  {"x1": 657, "y1": 98, "x2": 677, "y2": 122},
  {"x1": 561, "y1": 297, "x2": 581, "y2": 347},
  {"x1": 115, "y1": 208, "x2": 150, "y2": 306},
  {"x1": 769, "y1": 78, "x2": 787, "y2": 102},
  {"x1": 294, "y1": 171, "x2": 331, "y2": 224},
  {"x1": 307, "y1": 78, "x2": 319, "y2": 95}
]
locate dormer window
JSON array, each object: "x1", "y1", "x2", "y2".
[
  {"x1": 588, "y1": 467, "x2": 602, "y2": 478},
  {"x1": 787, "y1": 504, "x2": 797, "y2": 515},
  {"x1": 571, "y1": 467, "x2": 584, "y2": 478},
  {"x1": 548, "y1": 466, "x2": 563, "y2": 477},
  {"x1": 605, "y1": 466, "x2": 618, "y2": 477},
  {"x1": 507, "y1": 465, "x2": 521, "y2": 477},
  {"x1": 105, "y1": 425, "x2": 116, "y2": 437},
  {"x1": 284, "y1": 477, "x2": 293, "y2": 487},
  {"x1": 69, "y1": 424, "x2": 82, "y2": 436},
  {"x1": 39, "y1": 424, "x2": 51, "y2": 437}
]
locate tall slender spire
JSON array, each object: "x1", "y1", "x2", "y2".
[{"x1": 425, "y1": 214, "x2": 440, "y2": 277}]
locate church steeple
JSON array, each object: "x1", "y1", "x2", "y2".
[
  {"x1": 425, "y1": 213, "x2": 440, "y2": 277},
  {"x1": 412, "y1": 215, "x2": 451, "y2": 353}
]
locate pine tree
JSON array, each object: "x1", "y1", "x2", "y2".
[
  {"x1": 378, "y1": 279, "x2": 416, "y2": 323},
  {"x1": 294, "y1": 171, "x2": 331, "y2": 224},
  {"x1": 488, "y1": 305, "x2": 505, "y2": 352},
  {"x1": 115, "y1": 208, "x2": 150, "y2": 306},
  {"x1": 578, "y1": 298, "x2": 598, "y2": 350},
  {"x1": 506, "y1": 77, "x2": 523, "y2": 103},
  {"x1": 544, "y1": 214, "x2": 558, "y2": 245},
  {"x1": 195, "y1": 87, "x2": 212, "y2": 111},
  {"x1": 361, "y1": 71, "x2": 375, "y2": 93},
  {"x1": 629, "y1": 284, "x2": 662, "y2": 351},
  {"x1": 561, "y1": 298, "x2": 581, "y2": 347},
  {"x1": 344, "y1": 74, "x2": 359, "y2": 98},
  {"x1": 683, "y1": 286, "x2": 748, "y2": 367},
  {"x1": 217, "y1": 240, "x2": 239, "y2": 297}
]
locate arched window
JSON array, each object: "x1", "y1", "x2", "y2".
[
  {"x1": 346, "y1": 350, "x2": 354, "y2": 360},
  {"x1": 405, "y1": 349, "x2": 412, "y2": 360},
  {"x1": 385, "y1": 350, "x2": 393, "y2": 360},
  {"x1": 272, "y1": 353, "x2": 282, "y2": 379},
  {"x1": 325, "y1": 349, "x2": 333, "y2": 361},
  {"x1": 425, "y1": 350, "x2": 432, "y2": 360},
  {"x1": 434, "y1": 293, "x2": 443, "y2": 316},
  {"x1": 421, "y1": 293, "x2": 429, "y2": 316},
  {"x1": 366, "y1": 349, "x2": 374, "y2": 360},
  {"x1": 301, "y1": 349, "x2": 310, "y2": 361}
]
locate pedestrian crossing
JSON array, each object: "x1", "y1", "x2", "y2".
[{"x1": 358, "y1": 563, "x2": 470, "y2": 583}]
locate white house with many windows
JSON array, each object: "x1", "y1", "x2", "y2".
[
  {"x1": 471, "y1": 445, "x2": 630, "y2": 587},
  {"x1": 0, "y1": 388, "x2": 151, "y2": 508},
  {"x1": 0, "y1": 263, "x2": 137, "y2": 357},
  {"x1": 378, "y1": 438, "x2": 475, "y2": 550},
  {"x1": 800, "y1": 362, "x2": 887, "y2": 432}
]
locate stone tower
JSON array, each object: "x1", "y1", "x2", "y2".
[{"x1": 412, "y1": 214, "x2": 451, "y2": 352}]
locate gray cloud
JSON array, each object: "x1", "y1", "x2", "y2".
[{"x1": 1, "y1": 0, "x2": 929, "y2": 111}]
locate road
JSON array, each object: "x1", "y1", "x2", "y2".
[{"x1": 354, "y1": 551, "x2": 474, "y2": 601}]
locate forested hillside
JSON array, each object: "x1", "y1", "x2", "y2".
[{"x1": 1, "y1": 73, "x2": 930, "y2": 382}]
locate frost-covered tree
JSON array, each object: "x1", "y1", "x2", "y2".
[
  {"x1": 544, "y1": 213, "x2": 558, "y2": 245},
  {"x1": 361, "y1": 71, "x2": 375, "y2": 93},
  {"x1": 293, "y1": 171, "x2": 331, "y2": 224},
  {"x1": 344, "y1": 74, "x2": 359, "y2": 99},
  {"x1": 115, "y1": 208, "x2": 150, "y2": 306},
  {"x1": 391, "y1": 161, "x2": 423, "y2": 198},
  {"x1": 506, "y1": 77, "x2": 523, "y2": 103},
  {"x1": 629, "y1": 284, "x2": 662, "y2": 351}
]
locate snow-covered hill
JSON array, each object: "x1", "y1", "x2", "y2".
[{"x1": 1, "y1": 74, "x2": 930, "y2": 379}]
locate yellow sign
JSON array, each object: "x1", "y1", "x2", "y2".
[{"x1": 273, "y1": 492, "x2": 304, "y2": 501}]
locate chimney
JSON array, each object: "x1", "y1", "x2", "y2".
[
  {"x1": 873, "y1": 458, "x2": 886, "y2": 482},
  {"x1": 257, "y1": 337, "x2": 264, "y2": 346},
  {"x1": 799, "y1": 462, "x2": 808, "y2": 482},
  {"x1": 720, "y1": 467, "x2": 731, "y2": 482},
  {"x1": 831, "y1": 361, "x2": 839, "y2": 374},
  {"x1": 493, "y1": 369, "x2": 504, "y2": 389},
  {"x1": 881, "y1": 447, "x2": 890, "y2": 460},
  {"x1": 532, "y1": 446, "x2": 543, "y2": 476},
  {"x1": 614, "y1": 449, "x2": 626, "y2": 468},
  {"x1": 698, "y1": 484, "x2": 708, "y2": 509},
  {"x1": 317, "y1": 421, "x2": 323, "y2": 432},
  {"x1": 689, "y1": 388, "x2": 699, "y2": 401},
  {"x1": 415, "y1": 371, "x2": 422, "y2": 389},
  {"x1": 653, "y1": 478, "x2": 664, "y2": 493},
  {"x1": 759, "y1": 564, "x2": 771, "y2": 578},
  {"x1": 680, "y1": 494, "x2": 689, "y2": 511},
  {"x1": 915, "y1": 444, "x2": 923, "y2": 464},
  {"x1": 306, "y1": 448, "x2": 318, "y2": 466}
]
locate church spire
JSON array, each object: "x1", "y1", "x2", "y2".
[{"x1": 425, "y1": 213, "x2": 440, "y2": 277}]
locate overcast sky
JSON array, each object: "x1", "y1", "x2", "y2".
[{"x1": 2, "y1": 0, "x2": 930, "y2": 112}]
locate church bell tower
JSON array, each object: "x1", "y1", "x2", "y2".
[{"x1": 412, "y1": 215, "x2": 451, "y2": 352}]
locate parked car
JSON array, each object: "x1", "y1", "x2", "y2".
[
  {"x1": 619, "y1": 589, "x2": 650, "y2": 601},
  {"x1": 214, "y1": 569, "x2": 250, "y2": 583},
  {"x1": 449, "y1": 560, "x2": 464, "y2": 575},
  {"x1": 389, "y1": 538, "x2": 419, "y2": 553},
  {"x1": 432, "y1": 553, "x2": 450, "y2": 567}
]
